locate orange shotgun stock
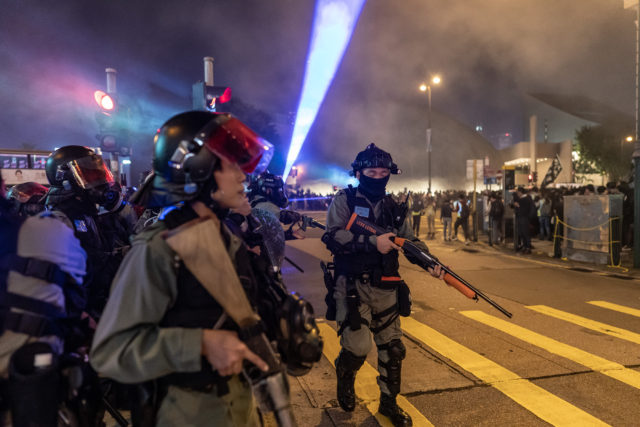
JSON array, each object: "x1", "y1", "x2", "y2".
[{"x1": 346, "y1": 213, "x2": 512, "y2": 318}]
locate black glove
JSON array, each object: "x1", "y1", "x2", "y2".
[{"x1": 279, "y1": 210, "x2": 301, "y2": 225}]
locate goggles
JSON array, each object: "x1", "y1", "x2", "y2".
[
  {"x1": 194, "y1": 115, "x2": 274, "y2": 174},
  {"x1": 67, "y1": 155, "x2": 114, "y2": 189}
]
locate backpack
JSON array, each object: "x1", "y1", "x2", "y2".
[{"x1": 460, "y1": 203, "x2": 470, "y2": 218}]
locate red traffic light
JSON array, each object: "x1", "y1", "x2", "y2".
[
  {"x1": 94, "y1": 90, "x2": 115, "y2": 111},
  {"x1": 217, "y1": 87, "x2": 232, "y2": 104},
  {"x1": 205, "y1": 86, "x2": 232, "y2": 110}
]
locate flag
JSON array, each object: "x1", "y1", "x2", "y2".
[{"x1": 541, "y1": 154, "x2": 563, "y2": 188}]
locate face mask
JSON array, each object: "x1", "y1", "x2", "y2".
[
  {"x1": 90, "y1": 183, "x2": 123, "y2": 213},
  {"x1": 358, "y1": 174, "x2": 389, "y2": 202}
]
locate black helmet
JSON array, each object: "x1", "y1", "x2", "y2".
[
  {"x1": 131, "y1": 111, "x2": 274, "y2": 208},
  {"x1": 45, "y1": 145, "x2": 123, "y2": 212},
  {"x1": 248, "y1": 172, "x2": 288, "y2": 208},
  {"x1": 350, "y1": 143, "x2": 400, "y2": 176},
  {"x1": 7, "y1": 182, "x2": 48, "y2": 216},
  {"x1": 46, "y1": 145, "x2": 114, "y2": 189}
]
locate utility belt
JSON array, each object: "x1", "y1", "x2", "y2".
[
  {"x1": 336, "y1": 269, "x2": 412, "y2": 337},
  {"x1": 159, "y1": 364, "x2": 232, "y2": 396}
]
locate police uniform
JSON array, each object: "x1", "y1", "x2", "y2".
[
  {"x1": 90, "y1": 205, "x2": 260, "y2": 426},
  {"x1": 322, "y1": 144, "x2": 425, "y2": 427},
  {"x1": 45, "y1": 146, "x2": 132, "y2": 319},
  {"x1": 0, "y1": 206, "x2": 87, "y2": 426},
  {"x1": 90, "y1": 111, "x2": 281, "y2": 427}
]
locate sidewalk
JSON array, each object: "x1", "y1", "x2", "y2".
[{"x1": 435, "y1": 231, "x2": 640, "y2": 281}]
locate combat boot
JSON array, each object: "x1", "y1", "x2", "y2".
[
  {"x1": 335, "y1": 350, "x2": 366, "y2": 412},
  {"x1": 379, "y1": 393, "x2": 412, "y2": 427}
]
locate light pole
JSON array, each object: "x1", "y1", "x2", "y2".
[{"x1": 419, "y1": 75, "x2": 441, "y2": 194}]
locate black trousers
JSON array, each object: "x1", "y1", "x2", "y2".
[
  {"x1": 454, "y1": 217, "x2": 469, "y2": 240},
  {"x1": 516, "y1": 216, "x2": 531, "y2": 249}
]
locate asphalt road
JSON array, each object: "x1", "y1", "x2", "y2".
[{"x1": 279, "y1": 213, "x2": 640, "y2": 427}]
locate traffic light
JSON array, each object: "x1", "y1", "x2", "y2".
[
  {"x1": 192, "y1": 82, "x2": 232, "y2": 111},
  {"x1": 94, "y1": 90, "x2": 118, "y2": 152},
  {"x1": 528, "y1": 174, "x2": 533, "y2": 183},
  {"x1": 532, "y1": 172, "x2": 538, "y2": 183},
  {"x1": 94, "y1": 90, "x2": 131, "y2": 155}
]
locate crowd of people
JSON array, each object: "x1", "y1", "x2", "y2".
[{"x1": 287, "y1": 180, "x2": 632, "y2": 256}]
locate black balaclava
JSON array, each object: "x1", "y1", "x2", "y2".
[{"x1": 358, "y1": 173, "x2": 389, "y2": 203}]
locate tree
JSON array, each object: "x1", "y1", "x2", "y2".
[{"x1": 574, "y1": 120, "x2": 634, "y2": 182}]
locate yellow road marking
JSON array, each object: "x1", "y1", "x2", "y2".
[
  {"x1": 587, "y1": 301, "x2": 640, "y2": 318},
  {"x1": 460, "y1": 310, "x2": 640, "y2": 390},
  {"x1": 317, "y1": 322, "x2": 434, "y2": 427},
  {"x1": 401, "y1": 316, "x2": 608, "y2": 426},
  {"x1": 526, "y1": 305, "x2": 640, "y2": 345}
]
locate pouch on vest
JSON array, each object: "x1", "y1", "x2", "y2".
[{"x1": 8, "y1": 342, "x2": 61, "y2": 427}]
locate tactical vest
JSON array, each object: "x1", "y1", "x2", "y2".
[
  {"x1": 333, "y1": 187, "x2": 405, "y2": 280},
  {"x1": 158, "y1": 205, "x2": 260, "y2": 392},
  {"x1": 0, "y1": 209, "x2": 85, "y2": 340}
]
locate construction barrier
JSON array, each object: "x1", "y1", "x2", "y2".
[{"x1": 553, "y1": 195, "x2": 623, "y2": 266}]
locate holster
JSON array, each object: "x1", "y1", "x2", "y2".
[
  {"x1": 320, "y1": 261, "x2": 337, "y2": 321},
  {"x1": 345, "y1": 276, "x2": 361, "y2": 332},
  {"x1": 397, "y1": 281, "x2": 412, "y2": 317},
  {"x1": 130, "y1": 381, "x2": 166, "y2": 427},
  {"x1": 8, "y1": 342, "x2": 61, "y2": 427}
]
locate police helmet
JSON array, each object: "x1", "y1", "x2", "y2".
[
  {"x1": 350, "y1": 143, "x2": 400, "y2": 176},
  {"x1": 46, "y1": 146, "x2": 114, "y2": 190},
  {"x1": 45, "y1": 145, "x2": 124, "y2": 212},
  {"x1": 248, "y1": 172, "x2": 288, "y2": 208},
  {"x1": 131, "y1": 111, "x2": 274, "y2": 208},
  {"x1": 7, "y1": 182, "x2": 48, "y2": 216}
]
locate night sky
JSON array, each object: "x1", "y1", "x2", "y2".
[{"x1": 0, "y1": 0, "x2": 636, "y2": 187}]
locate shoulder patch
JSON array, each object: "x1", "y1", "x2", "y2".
[{"x1": 74, "y1": 219, "x2": 88, "y2": 233}]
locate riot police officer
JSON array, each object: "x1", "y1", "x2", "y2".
[
  {"x1": 1, "y1": 174, "x2": 88, "y2": 426},
  {"x1": 322, "y1": 143, "x2": 444, "y2": 427},
  {"x1": 90, "y1": 111, "x2": 280, "y2": 426},
  {"x1": 247, "y1": 172, "x2": 305, "y2": 270},
  {"x1": 45, "y1": 146, "x2": 132, "y2": 318}
]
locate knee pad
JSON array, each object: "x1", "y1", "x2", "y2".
[
  {"x1": 386, "y1": 339, "x2": 406, "y2": 364},
  {"x1": 337, "y1": 349, "x2": 366, "y2": 372}
]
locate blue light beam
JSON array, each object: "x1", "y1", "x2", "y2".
[{"x1": 283, "y1": 0, "x2": 366, "y2": 179}]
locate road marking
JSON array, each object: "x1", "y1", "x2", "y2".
[
  {"x1": 526, "y1": 305, "x2": 640, "y2": 345},
  {"x1": 401, "y1": 316, "x2": 608, "y2": 426},
  {"x1": 317, "y1": 322, "x2": 434, "y2": 427},
  {"x1": 587, "y1": 301, "x2": 640, "y2": 318},
  {"x1": 460, "y1": 310, "x2": 640, "y2": 390}
]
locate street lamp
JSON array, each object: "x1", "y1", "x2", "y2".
[
  {"x1": 419, "y1": 75, "x2": 441, "y2": 193},
  {"x1": 622, "y1": 135, "x2": 634, "y2": 155}
]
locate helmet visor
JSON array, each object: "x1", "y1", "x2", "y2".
[
  {"x1": 197, "y1": 116, "x2": 274, "y2": 174},
  {"x1": 67, "y1": 155, "x2": 114, "y2": 189},
  {"x1": 8, "y1": 182, "x2": 48, "y2": 203}
]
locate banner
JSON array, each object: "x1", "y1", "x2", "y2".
[{"x1": 541, "y1": 154, "x2": 563, "y2": 188}]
